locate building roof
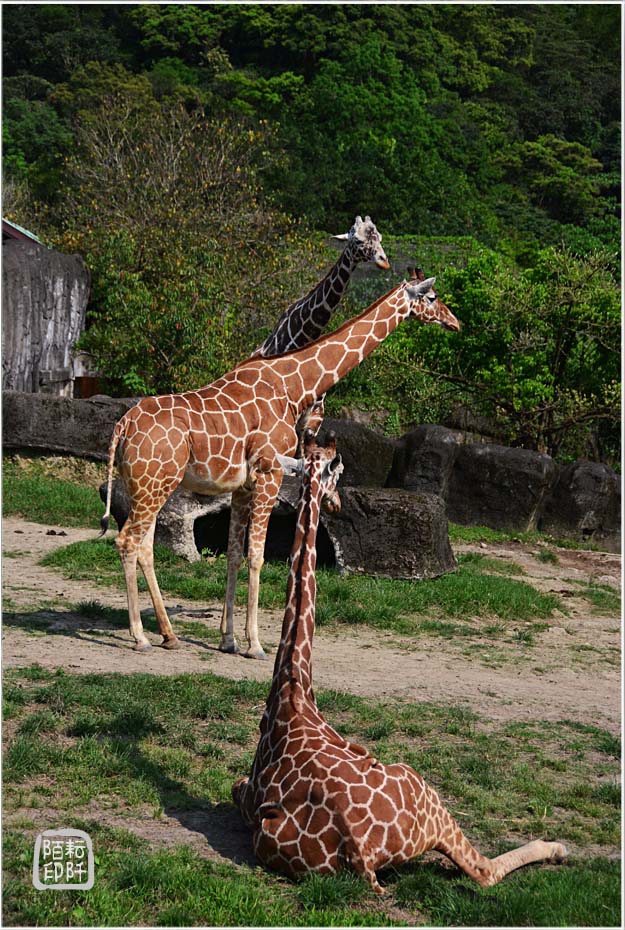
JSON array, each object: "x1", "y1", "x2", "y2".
[{"x1": 2, "y1": 218, "x2": 42, "y2": 243}]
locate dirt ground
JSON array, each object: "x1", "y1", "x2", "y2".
[{"x1": 2, "y1": 516, "x2": 621, "y2": 735}]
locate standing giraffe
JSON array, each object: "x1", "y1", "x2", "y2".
[
  {"x1": 253, "y1": 215, "x2": 389, "y2": 359},
  {"x1": 100, "y1": 275, "x2": 459, "y2": 657},
  {"x1": 253, "y1": 215, "x2": 389, "y2": 443},
  {"x1": 233, "y1": 433, "x2": 567, "y2": 893}
]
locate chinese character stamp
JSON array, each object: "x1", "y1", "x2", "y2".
[{"x1": 32, "y1": 829, "x2": 94, "y2": 890}]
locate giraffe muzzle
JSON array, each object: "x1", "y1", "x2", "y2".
[
  {"x1": 375, "y1": 257, "x2": 391, "y2": 270},
  {"x1": 441, "y1": 315, "x2": 461, "y2": 332},
  {"x1": 322, "y1": 492, "x2": 341, "y2": 515}
]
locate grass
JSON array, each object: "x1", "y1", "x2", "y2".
[
  {"x1": 2, "y1": 666, "x2": 621, "y2": 927},
  {"x1": 3, "y1": 458, "x2": 103, "y2": 528},
  {"x1": 535, "y1": 548, "x2": 560, "y2": 565},
  {"x1": 575, "y1": 581, "x2": 621, "y2": 615},
  {"x1": 392, "y1": 857, "x2": 620, "y2": 927},
  {"x1": 37, "y1": 538, "x2": 562, "y2": 647},
  {"x1": 448, "y1": 522, "x2": 608, "y2": 552}
]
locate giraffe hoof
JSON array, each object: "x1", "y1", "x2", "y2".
[
  {"x1": 160, "y1": 636, "x2": 182, "y2": 650},
  {"x1": 219, "y1": 641, "x2": 241, "y2": 655},
  {"x1": 243, "y1": 649, "x2": 268, "y2": 661},
  {"x1": 133, "y1": 641, "x2": 152, "y2": 653}
]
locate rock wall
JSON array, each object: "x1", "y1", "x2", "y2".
[
  {"x1": 3, "y1": 392, "x2": 620, "y2": 552},
  {"x1": 2, "y1": 240, "x2": 90, "y2": 396},
  {"x1": 387, "y1": 424, "x2": 620, "y2": 550},
  {"x1": 3, "y1": 392, "x2": 137, "y2": 459}
]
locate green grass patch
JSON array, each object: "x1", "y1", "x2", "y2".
[
  {"x1": 535, "y1": 548, "x2": 560, "y2": 565},
  {"x1": 2, "y1": 667, "x2": 620, "y2": 926},
  {"x1": 38, "y1": 540, "x2": 561, "y2": 647},
  {"x1": 393, "y1": 857, "x2": 620, "y2": 927},
  {"x1": 459, "y1": 552, "x2": 526, "y2": 575},
  {"x1": 3, "y1": 465, "x2": 102, "y2": 528},
  {"x1": 575, "y1": 582, "x2": 621, "y2": 614},
  {"x1": 448, "y1": 522, "x2": 608, "y2": 552}
]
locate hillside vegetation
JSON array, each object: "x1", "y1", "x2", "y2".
[{"x1": 3, "y1": 4, "x2": 620, "y2": 462}]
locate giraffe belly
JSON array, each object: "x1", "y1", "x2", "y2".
[{"x1": 180, "y1": 461, "x2": 248, "y2": 495}]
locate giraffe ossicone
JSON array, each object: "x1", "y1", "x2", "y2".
[
  {"x1": 100, "y1": 276, "x2": 459, "y2": 657},
  {"x1": 233, "y1": 434, "x2": 567, "y2": 894}
]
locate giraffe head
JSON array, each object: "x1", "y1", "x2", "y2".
[
  {"x1": 305, "y1": 429, "x2": 344, "y2": 514},
  {"x1": 405, "y1": 274, "x2": 461, "y2": 332},
  {"x1": 332, "y1": 215, "x2": 390, "y2": 270},
  {"x1": 278, "y1": 431, "x2": 344, "y2": 514}
]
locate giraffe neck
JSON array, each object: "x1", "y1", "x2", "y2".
[
  {"x1": 259, "y1": 245, "x2": 358, "y2": 357},
  {"x1": 267, "y1": 470, "x2": 322, "y2": 710},
  {"x1": 277, "y1": 281, "x2": 411, "y2": 412}
]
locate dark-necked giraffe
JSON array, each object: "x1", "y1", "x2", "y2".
[
  {"x1": 253, "y1": 215, "x2": 389, "y2": 444},
  {"x1": 233, "y1": 433, "x2": 567, "y2": 893},
  {"x1": 100, "y1": 276, "x2": 459, "y2": 657},
  {"x1": 253, "y1": 215, "x2": 389, "y2": 360}
]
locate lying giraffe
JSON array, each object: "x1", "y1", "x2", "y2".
[
  {"x1": 233, "y1": 433, "x2": 567, "y2": 893},
  {"x1": 253, "y1": 214, "x2": 389, "y2": 444},
  {"x1": 101, "y1": 275, "x2": 459, "y2": 657}
]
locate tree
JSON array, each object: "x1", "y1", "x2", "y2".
[
  {"x1": 51, "y1": 91, "x2": 325, "y2": 395},
  {"x1": 415, "y1": 246, "x2": 621, "y2": 460}
]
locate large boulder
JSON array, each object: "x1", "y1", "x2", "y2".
[
  {"x1": 322, "y1": 487, "x2": 456, "y2": 580},
  {"x1": 318, "y1": 417, "x2": 395, "y2": 487},
  {"x1": 386, "y1": 424, "x2": 463, "y2": 496},
  {"x1": 445, "y1": 443, "x2": 558, "y2": 532},
  {"x1": 3, "y1": 391, "x2": 136, "y2": 459},
  {"x1": 539, "y1": 460, "x2": 621, "y2": 551}
]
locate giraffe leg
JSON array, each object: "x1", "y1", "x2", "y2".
[
  {"x1": 242, "y1": 473, "x2": 281, "y2": 660},
  {"x1": 115, "y1": 457, "x2": 187, "y2": 651},
  {"x1": 434, "y1": 806, "x2": 566, "y2": 887},
  {"x1": 137, "y1": 520, "x2": 180, "y2": 649},
  {"x1": 220, "y1": 487, "x2": 253, "y2": 654},
  {"x1": 116, "y1": 521, "x2": 153, "y2": 652},
  {"x1": 346, "y1": 847, "x2": 387, "y2": 895}
]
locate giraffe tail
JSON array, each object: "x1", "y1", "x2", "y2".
[{"x1": 99, "y1": 419, "x2": 124, "y2": 537}]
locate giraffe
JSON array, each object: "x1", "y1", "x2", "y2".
[
  {"x1": 252, "y1": 215, "x2": 389, "y2": 445},
  {"x1": 253, "y1": 215, "x2": 389, "y2": 359},
  {"x1": 100, "y1": 275, "x2": 460, "y2": 657},
  {"x1": 232, "y1": 433, "x2": 567, "y2": 894}
]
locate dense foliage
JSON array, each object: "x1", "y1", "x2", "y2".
[{"x1": 2, "y1": 4, "x2": 621, "y2": 462}]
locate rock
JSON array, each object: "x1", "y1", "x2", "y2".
[
  {"x1": 3, "y1": 391, "x2": 137, "y2": 460},
  {"x1": 386, "y1": 424, "x2": 463, "y2": 496},
  {"x1": 445, "y1": 443, "x2": 558, "y2": 533},
  {"x1": 539, "y1": 460, "x2": 621, "y2": 551},
  {"x1": 322, "y1": 487, "x2": 457, "y2": 580},
  {"x1": 318, "y1": 417, "x2": 395, "y2": 487}
]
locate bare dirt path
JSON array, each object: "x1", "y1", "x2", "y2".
[{"x1": 3, "y1": 516, "x2": 621, "y2": 734}]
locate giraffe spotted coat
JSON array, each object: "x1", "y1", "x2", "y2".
[
  {"x1": 233, "y1": 434, "x2": 567, "y2": 894},
  {"x1": 102, "y1": 277, "x2": 459, "y2": 657}
]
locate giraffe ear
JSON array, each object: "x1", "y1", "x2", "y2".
[
  {"x1": 329, "y1": 453, "x2": 343, "y2": 474},
  {"x1": 323, "y1": 454, "x2": 343, "y2": 481},
  {"x1": 330, "y1": 232, "x2": 350, "y2": 241},
  {"x1": 406, "y1": 277, "x2": 436, "y2": 298},
  {"x1": 276, "y1": 454, "x2": 305, "y2": 477}
]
